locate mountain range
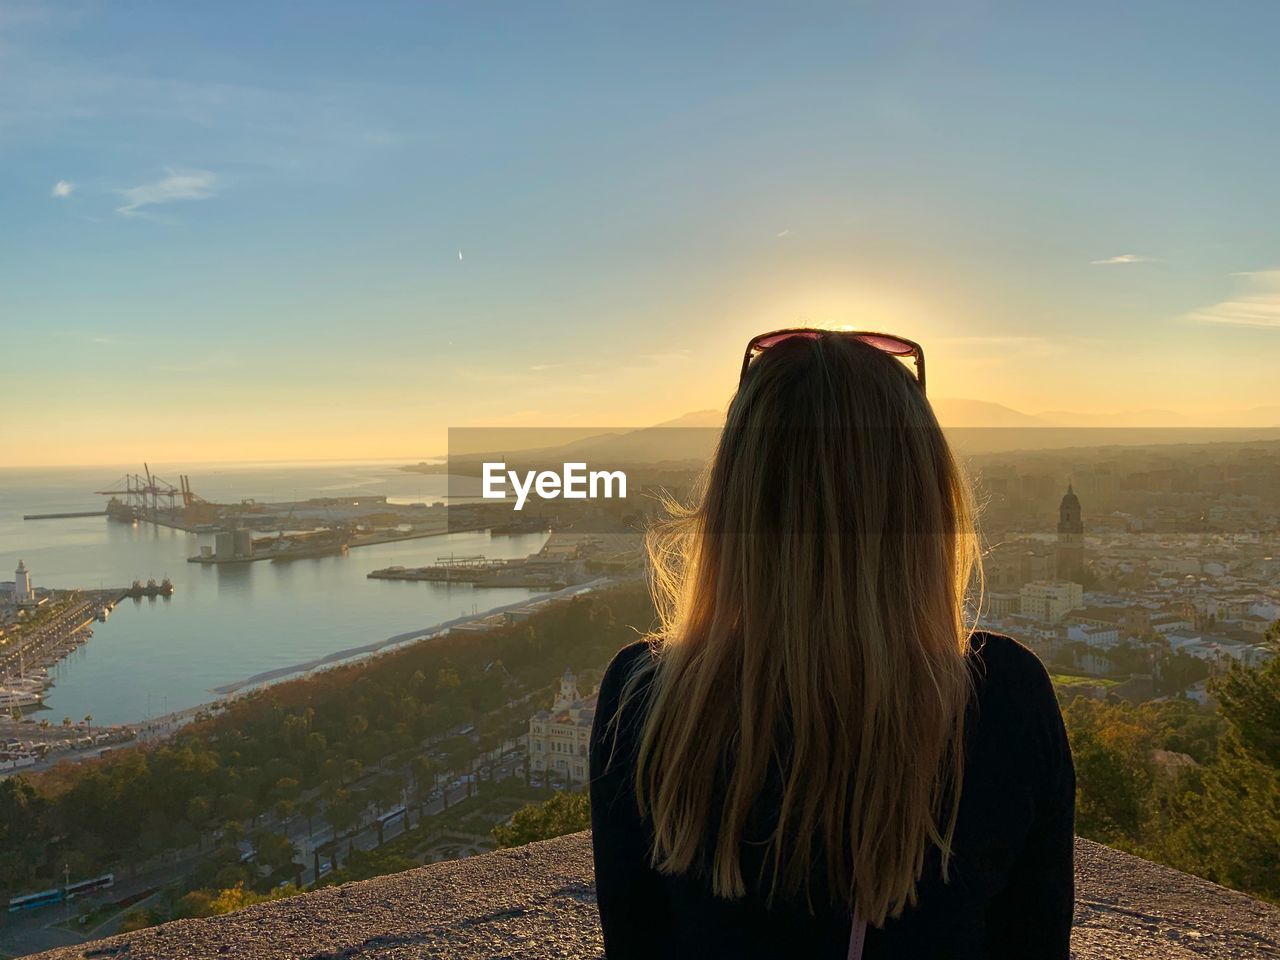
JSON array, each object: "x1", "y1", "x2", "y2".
[{"x1": 660, "y1": 401, "x2": 1280, "y2": 430}]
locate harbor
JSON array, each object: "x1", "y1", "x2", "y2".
[{"x1": 0, "y1": 460, "x2": 556, "y2": 727}]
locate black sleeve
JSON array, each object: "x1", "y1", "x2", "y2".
[
  {"x1": 589, "y1": 643, "x2": 671, "y2": 959},
  {"x1": 985, "y1": 654, "x2": 1076, "y2": 959}
]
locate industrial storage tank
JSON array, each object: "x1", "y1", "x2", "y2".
[
  {"x1": 214, "y1": 532, "x2": 234, "y2": 560},
  {"x1": 233, "y1": 529, "x2": 254, "y2": 558}
]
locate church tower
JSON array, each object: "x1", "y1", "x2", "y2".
[
  {"x1": 1055, "y1": 483, "x2": 1085, "y2": 582},
  {"x1": 553, "y1": 667, "x2": 581, "y2": 710}
]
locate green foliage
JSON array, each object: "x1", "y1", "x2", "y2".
[
  {"x1": 1213, "y1": 657, "x2": 1280, "y2": 767},
  {"x1": 173, "y1": 881, "x2": 301, "y2": 919},
  {"x1": 491, "y1": 790, "x2": 590, "y2": 848},
  {"x1": 117, "y1": 908, "x2": 161, "y2": 933},
  {"x1": 1063, "y1": 658, "x2": 1280, "y2": 904},
  {"x1": 0, "y1": 778, "x2": 50, "y2": 891}
]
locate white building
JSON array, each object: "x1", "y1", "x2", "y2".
[
  {"x1": 13, "y1": 561, "x2": 32, "y2": 603},
  {"x1": 1066, "y1": 622, "x2": 1121, "y2": 650},
  {"x1": 1019, "y1": 580, "x2": 1084, "y2": 624},
  {"x1": 528, "y1": 668, "x2": 597, "y2": 784}
]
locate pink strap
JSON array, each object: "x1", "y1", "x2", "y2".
[{"x1": 847, "y1": 913, "x2": 867, "y2": 960}]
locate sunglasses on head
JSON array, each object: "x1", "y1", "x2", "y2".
[{"x1": 740, "y1": 328, "x2": 926, "y2": 393}]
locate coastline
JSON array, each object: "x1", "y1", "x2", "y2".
[
  {"x1": 2, "y1": 577, "x2": 619, "y2": 776},
  {"x1": 208, "y1": 576, "x2": 616, "y2": 696}
]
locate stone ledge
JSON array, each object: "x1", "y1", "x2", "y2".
[{"x1": 30, "y1": 834, "x2": 1280, "y2": 960}]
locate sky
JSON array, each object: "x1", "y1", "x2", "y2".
[{"x1": 2, "y1": 0, "x2": 1279, "y2": 466}]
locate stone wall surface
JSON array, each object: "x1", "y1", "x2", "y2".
[{"x1": 30, "y1": 833, "x2": 1280, "y2": 960}]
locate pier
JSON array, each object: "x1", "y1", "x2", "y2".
[
  {"x1": 22, "y1": 511, "x2": 108, "y2": 521},
  {"x1": 368, "y1": 556, "x2": 518, "y2": 583},
  {"x1": 367, "y1": 555, "x2": 576, "y2": 589}
]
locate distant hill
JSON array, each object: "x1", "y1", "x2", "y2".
[
  {"x1": 648, "y1": 409, "x2": 725, "y2": 429},
  {"x1": 1035, "y1": 408, "x2": 1190, "y2": 428},
  {"x1": 1033, "y1": 406, "x2": 1280, "y2": 429},
  {"x1": 929, "y1": 398, "x2": 1051, "y2": 428},
  {"x1": 411, "y1": 399, "x2": 1280, "y2": 474}
]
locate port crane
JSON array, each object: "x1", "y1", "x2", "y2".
[
  {"x1": 96, "y1": 465, "x2": 219, "y2": 525},
  {"x1": 95, "y1": 464, "x2": 182, "y2": 515}
]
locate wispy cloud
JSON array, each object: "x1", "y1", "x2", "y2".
[
  {"x1": 115, "y1": 168, "x2": 218, "y2": 218},
  {"x1": 1090, "y1": 253, "x2": 1158, "y2": 265},
  {"x1": 641, "y1": 350, "x2": 692, "y2": 365},
  {"x1": 776, "y1": 228, "x2": 791, "y2": 238},
  {"x1": 1187, "y1": 270, "x2": 1280, "y2": 329},
  {"x1": 50, "y1": 179, "x2": 73, "y2": 197}
]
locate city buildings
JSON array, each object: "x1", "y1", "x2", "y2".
[
  {"x1": 527, "y1": 668, "x2": 596, "y2": 784},
  {"x1": 1019, "y1": 580, "x2": 1085, "y2": 623},
  {"x1": 972, "y1": 464, "x2": 1278, "y2": 698}
]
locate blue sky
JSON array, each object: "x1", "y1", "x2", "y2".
[{"x1": 3, "y1": 1, "x2": 1279, "y2": 465}]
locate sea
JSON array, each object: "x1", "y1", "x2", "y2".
[{"x1": 0, "y1": 461, "x2": 550, "y2": 726}]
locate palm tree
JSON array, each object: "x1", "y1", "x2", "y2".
[
  {"x1": 410, "y1": 756, "x2": 438, "y2": 823},
  {"x1": 370, "y1": 773, "x2": 404, "y2": 846},
  {"x1": 298, "y1": 796, "x2": 321, "y2": 839},
  {"x1": 83, "y1": 714, "x2": 93, "y2": 736}
]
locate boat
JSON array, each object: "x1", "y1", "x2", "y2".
[{"x1": 0, "y1": 687, "x2": 44, "y2": 709}]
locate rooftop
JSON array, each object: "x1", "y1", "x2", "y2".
[{"x1": 31, "y1": 832, "x2": 1280, "y2": 960}]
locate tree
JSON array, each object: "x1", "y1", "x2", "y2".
[
  {"x1": 298, "y1": 796, "x2": 320, "y2": 838},
  {"x1": 0, "y1": 778, "x2": 50, "y2": 889},
  {"x1": 409, "y1": 756, "x2": 439, "y2": 822},
  {"x1": 1213, "y1": 657, "x2": 1280, "y2": 767},
  {"x1": 1063, "y1": 698, "x2": 1154, "y2": 845},
  {"x1": 252, "y1": 831, "x2": 299, "y2": 876},
  {"x1": 1160, "y1": 652, "x2": 1210, "y2": 696},
  {"x1": 341, "y1": 758, "x2": 363, "y2": 785},
  {"x1": 1143, "y1": 658, "x2": 1280, "y2": 902},
  {"x1": 1264, "y1": 620, "x2": 1280, "y2": 648},
  {"x1": 369, "y1": 773, "x2": 403, "y2": 845},
  {"x1": 324, "y1": 789, "x2": 362, "y2": 842},
  {"x1": 492, "y1": 791, "x2": 590, "y2": 849}
]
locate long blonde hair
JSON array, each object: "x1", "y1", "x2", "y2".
[{"x1": 630, "y1": 331, "x2": 980, "y2": 926}]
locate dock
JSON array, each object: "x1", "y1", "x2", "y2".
[
  {"x1": 367, "y1": 555, "x2": 575, "y2": 589},
  {"x1": 368, "y1": 556, "x2": 517, "y2": 583},
  {"x1": 23, "y1": 511, "x2": 108, "y2": 520}
]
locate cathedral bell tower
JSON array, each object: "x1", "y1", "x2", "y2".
[{"x1": 1055, "y1": 483, "x2": 1085, "y2": 582}]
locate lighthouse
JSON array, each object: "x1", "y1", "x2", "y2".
[{"x1": 14, "y1": 560, "x2": 33, "y2": 603}]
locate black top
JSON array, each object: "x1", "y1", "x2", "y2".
[{"x1": 589, "y1": 632, "x2": 1075, "y2": 959}]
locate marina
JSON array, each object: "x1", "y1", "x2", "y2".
[{"x1": 1, "y1": 584, "x2": 173, "y2": 714}]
